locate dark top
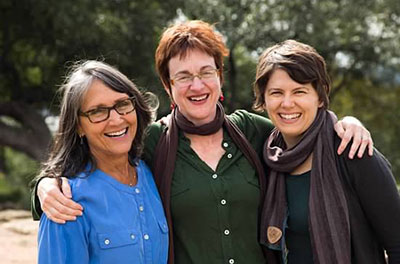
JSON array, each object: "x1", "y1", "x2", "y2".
[
  {"x1": 285, "y1": 171, "x2": 313, "y2": 264},
  {"x1": 143, "y1": 110, "x2": 274, "y2": 264},
  {"x1": 281, "y1": 136, "x2": 400, "y2": 264},
  {"x1": 334, "y1": 136, "x2": 400, "y2": 263}
]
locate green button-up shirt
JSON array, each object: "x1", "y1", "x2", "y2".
[{"x1": 144, "y1": 110, "x2": 274, "y2": 264}]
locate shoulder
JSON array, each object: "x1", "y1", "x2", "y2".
[
  {"x1": 334, "y1": 135, "x2": 394, "y2": 189},
  {"x1": 334, "y1": 135, "x2": 391, "y2": 171},
  {"x1": 227, "y1": 109, "x2": 274, "y2": 149},
  {"x1": 228, "y1": 109, "x2": 272, "y2": 128},
  {"x1": 143, "y1": 121, "x2": 165, "y2": 167},
  {"x1": 68, "y1": 170, "x2": 105, "y2": 202}
]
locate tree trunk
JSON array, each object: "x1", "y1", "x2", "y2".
[
  {"x1": 226, "y1": 44, "x2": 238, "y2": 113},
  {"x1": 0, "y1": 102, "x2": 52, "y2": 161}
]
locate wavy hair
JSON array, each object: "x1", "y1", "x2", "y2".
[{"x1": 37, "y1": 60, "x2": 157, "y2": 181}]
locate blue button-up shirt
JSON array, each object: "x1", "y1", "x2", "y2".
[{"x1": 38, "y1": 160, "x2": 168, "y2": 264}]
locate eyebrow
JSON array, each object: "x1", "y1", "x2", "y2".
[
  {"x1": 172, "y1": 65, "x2": 216, "y2": 76},
  {"x1": 85, "y1": 96, "x2": 130, "y2": 110}
]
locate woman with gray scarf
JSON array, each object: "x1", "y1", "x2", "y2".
[{"x1": 254, "y1": 40, "x2": 400, "y2": 263}]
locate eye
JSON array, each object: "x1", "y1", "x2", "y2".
[
  {"x1": 294, "y1": 90, "x2": 307, "y2": 94},
  {"x1": 175, "y1": 75, "x2": 192, "y2": 83},
  {"x1": 268, "y1": 90, "x2": 282, "y2": 96},
  {"x1": 200, "y1": 70, "x2": 217, "y2": 78},
  {"x1": 87, "y1": 108, "x2": 107, "y2": 117}
]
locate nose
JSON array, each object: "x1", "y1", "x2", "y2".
[
  {"x1": 281, "y1": 94, "x2": 294, "y2": 108},
  {"x1": 108, "y1": 109, "x2": 123, "y2": 123},
  {"x1": 190, "y1": 76, "x2": 205, "y2": 90}
]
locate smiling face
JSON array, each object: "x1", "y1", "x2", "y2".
[
  {"x1": 264, "y1": 69, "x2": 323, "y2": 148},
  {"x1": 167, "y1": 49, "x2": 222, "y2": 125},
  {"x1": 78, "y1": 79, "x2": 137, "y2": 162}
]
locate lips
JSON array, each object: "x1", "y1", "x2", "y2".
[{"x1": 104, "y1": 128, "x2": 128, "y2": 138}]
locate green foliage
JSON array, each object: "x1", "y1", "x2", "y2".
[
  {"x1": 1, "y1": 0, "x2": 399, "y2": 208},
  {"x1": 0, "y1": 147, "x2": 39, "y2": 209}
]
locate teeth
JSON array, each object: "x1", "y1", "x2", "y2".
[
  {"x1": 189, "y1": 95, "x2": 208, "y2": 101},
  {"x1": 105, "y1": 128, "x2": 127, "y2": 137},
  {"x1": 280, "y1": 113, "x2": 301, "y2": 120}
]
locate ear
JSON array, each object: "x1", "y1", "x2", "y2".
[
  {"x1": 77, "y1": 124, "x2": 84, "y2": 137},
  {"x1": 318, "y1": 100, "x2": 324, "y2": 108}
]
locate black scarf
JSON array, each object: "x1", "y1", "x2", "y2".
[{"x1": 261, "y1": 109, "x2": 351, "y2": 263}]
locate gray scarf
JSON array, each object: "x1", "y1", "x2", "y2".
[{"x1": 261, "y1": 109, "x2": 351, "y2": 263}]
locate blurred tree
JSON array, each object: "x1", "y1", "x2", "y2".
[
  {"x1": 179, "y1": 0, "x2": 400, "y2": 111},
  {"x1": 0, "y1": 0, "x2": 180, "y2": 161},
  {"x1": 179, "y1": 0, "x2": 400, "y2": 179}
]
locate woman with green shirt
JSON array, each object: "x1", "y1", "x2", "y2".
[{"x1": 33, "y1": 21, "x2": 373, "y2": 264}]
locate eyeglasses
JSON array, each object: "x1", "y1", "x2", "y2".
[
  {"x1": 170, "y1": 68, "x2": 219, "y2": 88},
  {"x1": 79, "y1": 97, "x2": 135, "y2": 123}
]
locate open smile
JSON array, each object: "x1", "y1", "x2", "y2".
[
  {"x1": 279, "y1": 113, "x2": 301, "y2": 120},
  {"x1": 104, "y1": 127, "x2": 128, "y2": 138},
  {"x1": 188, "y1": 94, "x2": 209, "y2": 102}
]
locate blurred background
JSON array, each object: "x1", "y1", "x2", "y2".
[
  {"x1": 1, "y1": 0, "x2": 400, "y2": 211},
  {"x1": 1, "y1": 0, "x2": 399, "y2": 261}
]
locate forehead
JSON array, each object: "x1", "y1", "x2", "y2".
[
  {"x1": 266, "y1": 69, "x2": 304, "y2": 88},
  {"x1": 168, "y1": 49, "x2": 216, "y2": 75},
  {"x1": 81, "y1": 80, "x2": 129, "y2": 109}
]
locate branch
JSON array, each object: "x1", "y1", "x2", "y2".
[{"x1": 0, "y1": 102, "x2": 52, "y2": 161}]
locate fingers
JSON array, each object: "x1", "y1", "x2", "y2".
[
  {"x1": 61, "y1": 177, "x2": 72, "y2": 198},
  {"x1": 38, "y1": 177, "x2": 83, "y2": 224},
  {"x1": 337, "y1": 131, "x2": 353, "y2": 157},
  {"x1": 334, "y1": 122, "x2": 346, "y2": 155},
  {"x1": 357, "y1": 131, "x2": 373, "y2": 158},
  {"x1": 340, "y1": 126, "x2": 373, "y2": 159}
]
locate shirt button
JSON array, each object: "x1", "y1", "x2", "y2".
[
  {"x1": 130, "y1": 234, "x2": 135, "y2": 240},
  {"x1": 224, "y1": 229, "x2": 230, "y2": 235},
  {"x1": 227, "y1": 153, "x2": 233, "y2": 159},
  {"x1": 139, "y1": 206, "x2": 144, "y2": 212},
  {"x1": 221, "y1": 199, "x2": 227, "y2": 205},
  {"x1": 104, "y1": 239, "x2": 110, "y2": 245},
  {"x1": 229, "y1": 259, "x2": 235, "y2": 264},
  {"x1": 135, "y1": 188, "x2": 140, "y2": 194},
  {"x1": 212, "y1": 174, "x2": 218, "y2": 179},
  {"x1": 144, "y1": 234, "x2": 149, "y2": 240},
  {"x1": 223, "y1": 142, "x2": 229, "y2": 148}
]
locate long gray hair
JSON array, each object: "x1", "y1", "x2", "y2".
[{"x1": 38, "y1": 60, "x2": 157, "y2": 181}]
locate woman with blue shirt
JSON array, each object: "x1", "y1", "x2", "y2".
[{"x1": 37, "y1": 60, "x2": 168, "y2": 264}]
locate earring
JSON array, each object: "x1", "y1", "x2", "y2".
[
  {"x1": 219, "y1": 93, "x2": 225, "y2": 102},
  {"x1": 79, "y1": 134, "x2": 84, "y2": 145},
  {"x1": 170, "y1": 102, "x2": 176, "y2": 110}
]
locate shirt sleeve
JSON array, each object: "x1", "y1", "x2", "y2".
[
  {"x1": 143, "y1": 121, "x2": 164, "y2": 169},
  {"x1": 38, "y1": 213, "x2": 90, "y2": 264},
  {"x1": 340, "y1": 147, "x2": 400, "y2": 262},
  {"x1": 31, "y1": 177, "x2": 44, "y2": 220}
]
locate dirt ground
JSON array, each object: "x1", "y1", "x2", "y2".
[{"x1": 0, "y1": 210, "x2": 38, "y2": 264}]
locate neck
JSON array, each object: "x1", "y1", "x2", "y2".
[
  {"x1": 184, "y1": 128, "x2": 223, "y2": 142},
  {"x1": 282, "y1": 135, "x2": 301, "y2": 149},
  {"x1": 93, "y1": 152, "x2": 136, "y2": 186}
]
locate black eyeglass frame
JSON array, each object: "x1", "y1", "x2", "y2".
[{"x1": 79, "y1": 96, "x2": 136, "y2": 123}]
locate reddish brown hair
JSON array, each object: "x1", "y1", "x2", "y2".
[{"x1": 155, "y1": 20, "x2": 229, "y2": 92}]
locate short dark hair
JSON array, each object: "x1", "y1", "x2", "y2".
[
  {"x1": 253, "y1": 40, "x2": 331, "y2": 111},
  {"x1": 38, "y1": 60, "x2": 157, "y2": 180}
]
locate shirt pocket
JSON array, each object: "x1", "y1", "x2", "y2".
[
  {"x1": 157, "y1": 219, "x2": 169, "y2": 263},
  {"x1": 97, "y1": 228, "x2": 139, "y2": 249}
]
